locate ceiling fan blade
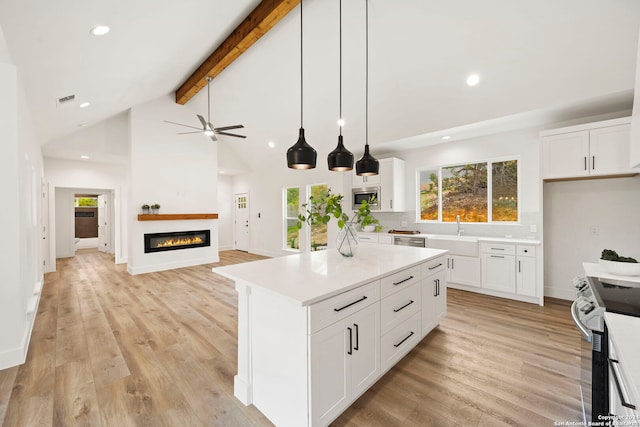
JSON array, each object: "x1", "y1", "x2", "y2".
[
  {"x1": 177, "y1": 131, "x2": 204, "y2": 135},
  {"x1": 197, "y1": 115, "x2": 208, "y2": 129},
  {"x1": 164, "y1": 120, "x2": 202, "y2": 130},
  {"x1": 216, "y1": 131, "x2": 246, "y2": 139},
  {"x1": 214, "y1": 124, "x2": 244, "y2": 131}
]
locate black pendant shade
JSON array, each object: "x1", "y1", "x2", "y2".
[
  {"x1": 355, "y1": 144, "x2": 379, "y2": 176},
  {"x1": 328, "y1": 135, "x2": 354, "y2": 171},
  {"x1": 287, "y1": 128, "x2": 317, "y2": 170}
]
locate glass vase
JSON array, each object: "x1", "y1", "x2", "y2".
[{"x1": 336, "y1": 222, "x2": 359, "y2": 257}]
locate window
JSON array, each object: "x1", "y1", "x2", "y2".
[
  {"x1": 309, "y1": 184, "x2": 328, "y2": 251},
  {"x1": 418, "y1": 159, "x2": 518, "y2": 223},
  {"x1": 284, "y1": 187, "x2": 300, "y2": 251},
  {"x1": 74, "y1": 196, "x2": 98, "y2": 207}
]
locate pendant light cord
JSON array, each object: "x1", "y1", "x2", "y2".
[
  {"x1": 339, "y1": 0, "x2": 342, "y2": 137},
  {"x1": 300, "y1": 0, "x2": 304, "y2": 128},
  {"x1": 365, "y1": 0, "x2": 369, "y2": 147}
]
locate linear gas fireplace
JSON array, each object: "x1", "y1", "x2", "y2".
[{"x1": 144, "y1": 230, "x2": 211, "y2": 253}]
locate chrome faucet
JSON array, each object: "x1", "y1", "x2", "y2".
[{"x1": 456, "y1": 215, "x2": 463, "y2": 236}]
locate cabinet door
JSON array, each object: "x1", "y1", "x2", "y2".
[
  {"x1": 541, "y1": 131, "x2": 589, "y2": 179},
  {"x1": 589, "y1": 124, "x2": 632, "y2": 176},
  {"x1": 350, "y1": 303, "x2": 380, "y2": 398},
  {"x1": 516, "y1": 256, "x2": 536, "y2": 297},
  {"x1": 421, "y1": 270, "x2": 446, "y2": 337},
  {"x1": 482, "y1": 254, "x2": 516, "y2": 293},
  {"x1": 352, "y1": 172, "x2": 381, "y2": 187},
  {"x1": 449, "y1": 255, "x2": 481, "y2": 287},
  {"x1": 309, "y1": 318, "x2": 350, "y2": 426}
]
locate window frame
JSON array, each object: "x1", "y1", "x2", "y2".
[
  {"x1": 416, "y1": 156, "x2": 520, "y2": 224},
  {"x1": 283, "y1": 186, "x2": 300, "y2": 252}
]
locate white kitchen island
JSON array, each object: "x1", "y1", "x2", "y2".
[{"x1": 213, "y1": 245, "x2": 448, "y2": 427}]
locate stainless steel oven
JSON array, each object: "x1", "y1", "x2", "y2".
[
  {"x1": 571, "y1": 276, "x2": 608, "y2": 424},
  {"x1": 352, "y1": 187, "x2": 380, "y2": 211}
]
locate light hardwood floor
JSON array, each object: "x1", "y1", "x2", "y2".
[{"x1": 0, "y1": 250, "x2": 582, "y2": 426}]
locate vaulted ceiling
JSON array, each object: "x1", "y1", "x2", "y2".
[{"x1": 1, "y1": 0, "x2": 639, "y2": 169}]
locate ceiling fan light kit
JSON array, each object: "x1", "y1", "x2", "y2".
[
  {"x1": 327, "y1": 0, "x2": 354, "y2": 172},
  {"x1": 287, "y1": 0, "x2": 317, "y2": 170},
  {"x1": 355, "y1": 0, "x2": 379, "y2": 176}
]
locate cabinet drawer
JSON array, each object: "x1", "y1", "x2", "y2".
[
  {"x1": 309, "y1": 281, "x2": 380, "y2": 334},
  {"x1": 380, "y1": 266, "x2": 420, "y2": 298},
  {"x1": 358, "y1": 234, "x2": 378, "y2": 243},
  {"x1": 421, "y1": 256, "x2": 446, "y2": 276},
  {"x1": 381, "y1": 282, "x2": 420, "y2": 335},
  {"x1": 381, "y1": 312, "x2": 420, "y2": 372},
  {"x1": 378, "y1": 235, "x2": 393, "y2": 245},
  {"x1": 480, "y1": 242, "x2": 515, "y2": 255},
  {"x1": 517, "y1": 245, "x2": 536, "y2": 257}
]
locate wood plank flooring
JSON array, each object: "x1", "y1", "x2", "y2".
[{"x1": 0, "y1": 250, "x2": 582, "y2": 426}]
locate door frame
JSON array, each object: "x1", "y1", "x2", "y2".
[{"x1": 234, "y1": 192, "x2": 250, "y2": 252}]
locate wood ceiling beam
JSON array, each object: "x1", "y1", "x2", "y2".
[{"x1": 175, "y1": 0, "x2": 300, "y2": 105}]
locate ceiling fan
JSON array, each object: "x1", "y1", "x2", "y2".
[{"x1": 164, "y1": 76, "x2": 245, "y2": 141}]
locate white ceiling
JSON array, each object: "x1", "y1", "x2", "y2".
[{"x1": 1, "y1": 0, "x2": 639, "y2": 170}]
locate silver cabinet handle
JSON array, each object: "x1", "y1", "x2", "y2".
[
  {"x1": 609, "y1": 359, "x2": 636, "y2": 409},
  {"x1": 490, "y1": 255, "x2": 505, "y2": 259}
]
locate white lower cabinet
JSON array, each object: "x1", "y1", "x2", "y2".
[
  {"x1": 421, "y1": 257, "x2": 447, "y2": 337},
  {"x1": 516, "y1": 245, "x2": 536, "y2": 297},
  {"x1": 380, "y1": 313, "x2": 420, "y2": 372},
  {"x1": 481, "y1": 243, "x2": 516, "y2": 293},
  {"x1": 310, "y1": 302, "x2": 380, "y2": 426},
  {"x1": 448, "y1": 255, "x2": 481, "y2": 287}
]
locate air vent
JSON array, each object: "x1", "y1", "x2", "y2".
[{"x1": 56, "y1": 94, "x2": 75, "y2": 108}]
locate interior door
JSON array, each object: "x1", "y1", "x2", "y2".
[
  {"x1": 97, "y1": 194, "x2": 108, "y2": 253},
  {"x1": 234, "y1": 193, "x2": 249, "y2": 252}
]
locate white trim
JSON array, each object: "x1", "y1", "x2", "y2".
[{"x1": 127, "y1": 255, "x2": 220, "y2": 275}]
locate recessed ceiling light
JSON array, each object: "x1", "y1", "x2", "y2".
[
  {"x1": 80, "y1": 155, "x2": 89, "y2": 159},
  {"x1": 268, "y1": 141, "x2": 275, "y2": 148},
  {"x1": 78, "y1": 123, "x2": 87, "y2": 127},
  {"x1": 90, "y1": 25, "x2": 110, "y2": 36},
  {"x1": 219, "y1": 170, "x2": 225, "y2": 174},
  {"x1": 79, "y1": 102, "x2": 91, "y2": 108},
  {"x1": 441, "y1": 135, "x2": 451, "y2": 140},
  {"x1": 466, "y1": 73, "x2": 480, "y2": 86}
]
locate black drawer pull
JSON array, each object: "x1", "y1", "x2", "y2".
[
  {"x1": 347, "y1": 327, "x2": 353, "y2": 355},
  {"x1": 393, "y1": 275, "x2": 414, "y2": 286},
  {"x1": 393, "y1": 331, "x2": 415, "y2": 348},
  {"x1": 428, "y1": 263, "x2": 443, "y2": 270},
  {"x1": 334, "y1": 296, "x2": 368, "y2": 312},
  {"x1": 393, "y1": 300, "x2": 415, "y2": 313}
]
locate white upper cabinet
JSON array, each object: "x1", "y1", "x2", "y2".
[
  {"x1": 352, "y1": 157, "x2": 405, "y2": 212},
  {"x1": 541, "y1": 117, "x2": 635, "y2": 180}
]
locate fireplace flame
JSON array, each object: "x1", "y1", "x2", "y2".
[{"x1": 155, "y1": 236, "x2": 204, "y2": 248}]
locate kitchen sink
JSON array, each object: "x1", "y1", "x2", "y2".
[{"x1": 426, "y1": 235, "x2": 479, "y2": 256}]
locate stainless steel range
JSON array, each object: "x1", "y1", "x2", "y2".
[{"x1": 571, "y1": 276, "x2": 608, "y2": 424}]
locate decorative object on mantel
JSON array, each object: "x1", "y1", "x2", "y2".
[
  {"x1": 151, "y1": 204, "x2": 161, "y2": 214},
  {"x1": 137, "y1": 213, "x2": 219, "y2": 221},
  {"x1": 297, "y1": 189, "x2": 359, "y2": 257},
  {"x1": 355, "y1": 0, "x2": 379, "y2": 177},
  {"x1": 327, "y1": 0, "x2": 354, "y2": 172},
  {"x1": 141, "y1": 204, "x2": 150, "y2": 214},
  {"x1": 287, "y1": 0, "x2": 317, "y2": 170}
]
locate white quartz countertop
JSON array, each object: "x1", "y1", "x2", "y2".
[
  {"x1": 360, "y1": 232, "x2": 540, "y2": 245},
  {"x1": 583, "y1": 262, "x2": 640, "y2": 285},
  {"x1": 212, "y1": 245, "x2": 448, "y2": 306},
  {"x1": 604, "y1": 312, "x2": 640, "y2": 402}
]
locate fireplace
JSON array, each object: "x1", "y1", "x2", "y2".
[{"x1": 144, "y1": 230, "x2": 211, "y2": 253}]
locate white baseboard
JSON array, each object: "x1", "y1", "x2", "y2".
[
  {"x1": 218, "y1": 244, "x2": 234, "y2": 251},
  {"x1": 127, "y1": 255, "x2": 221, "y2": 275},
  {"x1": 544, "y1": 286, "x2": 574, "y2": 301}
]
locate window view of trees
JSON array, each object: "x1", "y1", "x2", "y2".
[
  {"x1": 309, "y1": 184, "x2": 328, "y2": 251},
  {"x1": 492, "y1": 160, "x2": 518, "y2": 221},
  {"x1": 419, "y1": 170, "x2": 438, "y2": 220},
  {"x1": 419, "y1": 159, "x2": 518, "y2": 223},
  {"x1": 442, "y1": 163, "x2": 487, "y2": 222},
  {"x1": 285, "y1": 187, "x2": 300, "y2": 250}
]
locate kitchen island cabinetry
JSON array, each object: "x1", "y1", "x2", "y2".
[
  {"x1": 213, "y1": 245, "x2": 448, "y2": 427},
  {"x1": 421, "y1": 257, "x2": 447, "y2": 337},
  {"x1": 541, "y1": 117, "x2": 635, "y2": 180}
]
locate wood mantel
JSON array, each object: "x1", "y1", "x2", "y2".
[{"x1": 137, "y1": 213, "x2": 219, "y2": 221}]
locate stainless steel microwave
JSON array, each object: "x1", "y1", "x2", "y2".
[{"x1": 352, "y1": 187, "x2": 380, "y2": 210}]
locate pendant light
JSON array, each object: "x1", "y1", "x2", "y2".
[
  {"x1": 287, "y1": 0, "x2": 317, "y2": 169},
  {"x1": 355, "y1": 0, "x2": 379, "y2": 176},
  {"x1": 327, "y1": 0, "x2": 354, "y2": 171}
]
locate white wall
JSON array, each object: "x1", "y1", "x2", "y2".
[
  {"x1": 544, "y1": 176, "x2": 640, "y2": 300},
  {"x1": 44, "y1": 157, "x2": 128, "y2": 265},
  {"x1": 218, "y1": 174, "x2": 235, "y2": 250},
  {"x1": 127, "y1": 95, "x2": 220, "y2": 274},
  {"x1": 0, "y1": 50, "x2": 45, "y2": 369}
]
